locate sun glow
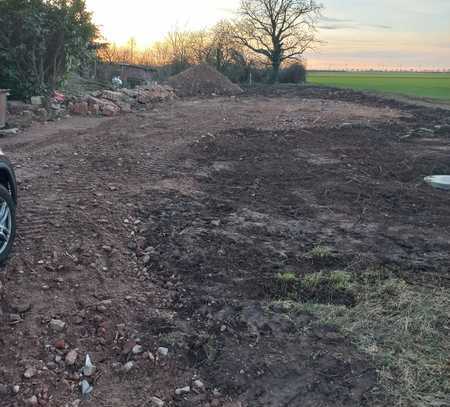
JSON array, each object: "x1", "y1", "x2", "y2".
[{"x1": 86, "y1": 0, "x2": 450, "y2": 70}]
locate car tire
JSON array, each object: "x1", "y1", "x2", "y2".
[{"x1": 0, "y1": 184, "x2": 16, "y2": 264}]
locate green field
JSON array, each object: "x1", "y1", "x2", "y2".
[{"x1": 307, "y1": 71, "x2": 450, "y2": 102}]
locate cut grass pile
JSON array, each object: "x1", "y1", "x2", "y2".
[
  {"x1": 273, "y1": 268, "x2": 450, "y2": 406},
  {"x1": 307, "y1": 71, "x2": 450, "y2": 102}
]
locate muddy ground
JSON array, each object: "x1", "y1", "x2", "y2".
[{"x1": 0, "y1": 85, "x2": 449, "y2": 407}]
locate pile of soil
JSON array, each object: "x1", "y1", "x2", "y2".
[{"x1": 167, "y1": 64, "x2": 243, "y2": 97}]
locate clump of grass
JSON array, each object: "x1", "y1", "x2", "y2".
[
  {"x1": 271, "y1": 270, "x2": 355, "y2": 305},
  {"x1": 277, "y1": 271, "x2": 298, "y2": 282},
  {"x1": 305, "y1": 245, "x2": 343, "y2": 268},
  {"x1": 301, "y1": 270, "x2": 355, "y2": 306},
  {"x1": 273, "y1": 272, "x2": 300, "y2": 299},
  {"x1": 302, "y1": 270, "x2": 352, "y2": 290},
  {"x1": 307, "y1": 245, "x2": 334, "y2": 260},
  {"x1": 291, "y1": 270, "x2": 450, "y2": 406}
]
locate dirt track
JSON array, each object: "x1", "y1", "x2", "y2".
[{"x1": 0, "y1": 86, "x2": 449, "y2": 407}]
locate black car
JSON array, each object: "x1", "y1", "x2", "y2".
[{"x1": 0, "y1": 149, "x2": 16, "y2": 263}]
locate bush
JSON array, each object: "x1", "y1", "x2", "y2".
[
  {"x1": 0, "y1": 0, "x2": 98, "y2": 100},
  {"x1": 279, "y1": 63, "x2": 306, "y2": 83}
]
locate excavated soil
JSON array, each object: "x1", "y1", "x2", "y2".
[
  {"x1": 167, "y1": 64, "x2": 243, "y2": 97},
  {"x1": 0, "y1": 85, "x2": 449, "y2": 407}
]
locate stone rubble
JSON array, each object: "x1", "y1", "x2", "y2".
[
  {"x1": 68, "y1": 84, "x2": 175, "y2": 118},
  {"x1": 4, "y1": 83, "x2": 176, "y2": 131}
]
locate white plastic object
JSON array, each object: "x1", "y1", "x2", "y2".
[{"x1": 424, "y1": 175, "x2": 450, "y2": 191}]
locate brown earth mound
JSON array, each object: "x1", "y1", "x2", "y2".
[{"x1": 167, "y1": 64, "x2": 243, "y2": 97}]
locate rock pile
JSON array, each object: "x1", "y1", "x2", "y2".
[
  {"x1": 6, "y1": 101, "x2": 54, "y2": 127},
  {"x1": 167, "y1": 64, "x2": 243, "y2": 97},
  {"x1": 68, "y1": 84, "x2": 175, "y2": 117},
  {"x1": 3, "y1": 83, "x2": 175, "y2": 131}
]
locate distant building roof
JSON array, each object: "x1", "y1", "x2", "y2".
[{"x1": 116, "y1": 63, "x2": 157, "y2": 72}]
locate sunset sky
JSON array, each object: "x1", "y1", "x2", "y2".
[{"x1": 86, "y1": 0, "x2": 450, "y2": 70}]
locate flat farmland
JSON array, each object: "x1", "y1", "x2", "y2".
[{"x1": 308, "y1": 71, "x2": 450, "y2": 102}]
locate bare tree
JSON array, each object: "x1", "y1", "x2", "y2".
[
  {"x1": 189, "y1": 30, "x2": 213, "y2": 64},
  {"x1": 97, "y1": 43, "x2": 117, "y2": 64},
  {"x1": 166, "y1": 29, "x2": 193, "y2": 71},
  {"x1": 234, "y1": 0, "x2": 321, "y2": 82},
  {"x1": 211, "y1": 20, "x2": 242, "y2": 70}
]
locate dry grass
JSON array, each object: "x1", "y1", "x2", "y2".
[{"x1": 278, "y1": 268, "x2": 450, "y2": 406}]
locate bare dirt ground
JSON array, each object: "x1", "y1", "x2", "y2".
[{"x1": 0, "y1": 85, "x2": 449, "y2": 407}]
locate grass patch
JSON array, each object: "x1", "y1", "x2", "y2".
[
  {"x1": 306, "y1": 245, "x2": 343, "y2": 268},
  {"x1": 273, "y1": 271, "x2": 300, "y2": 300},
  {"x1": 308, "y1": 71, "x2": 450, "y2": 102},
  {"x1": 307, "y1": 245, "x2": 334, "y2": 260},
  {"x1": 277, "y1": 271, "x2": 298, "y2": 282},
  {"x1": 301, "y1": 270, "x2": 355, "y2": 306},
  {"x1": 288, "y1": 269, "x2": 450, "y2": 406},
  {"x1": 272, "y1": 270, "x2": 356, "y2": 305},
  {"x1": 302, "y1": 270, "x2": 351, "y2": 290}
]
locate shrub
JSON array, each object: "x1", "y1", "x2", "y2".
[
  {"x1": 0, "y1": 0, "x2": 98, "y2": 100},
  {"x1": 279, "y1": 63, "x2": 306, "y2": 83}
]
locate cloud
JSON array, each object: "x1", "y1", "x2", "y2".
[
  {"x1": 319, "y1": 15, "x2": 392, "y2": 31},
  {"x1": 320, "y1": 16, "x2": 353, "y2": 23},
  {"x1": 367, "y1": 24, "x2": 392, "y2": 29},
  {"x1": 319, "y1": 24, "x2": 355, "y2": 30}
]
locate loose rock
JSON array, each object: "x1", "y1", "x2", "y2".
[
  {"x1": 151, "y1": 396, "x2": 165, "y2": 407},
  {"x1": 175, "y1": 386, "x2": 191, "y2": 395},
  {"x1": 24, "y1": 367, "x2": 37, "y2": 379},
  {"x1": 194, "y1": 380, "x2": 205, "y2": 390},
  {"x1": 65, "y1": 349, "x2": 78, "y2": 366},
  {"x1": 158, "y1": 347, "x2": 169, "y2": 357},
  {"x1": 122, "y1": 361, "x2": 135, "y2": 372},
  {"x1": 49, "y1": 319, "x2": 66, "y2": 332},
  {"x1": 25, "y1": 395, "x2": 38, "y2": 406},
  {"x1": 132, "y1": 344, "x2": 144, "y2": 355}
]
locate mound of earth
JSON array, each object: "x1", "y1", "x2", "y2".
[{"x1": 167, "y1": 64, "x2": 243, "y2": 97}]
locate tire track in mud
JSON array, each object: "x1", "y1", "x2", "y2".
[{"x1": 2, "y1": 92, "x2": 447, "y2": 406}]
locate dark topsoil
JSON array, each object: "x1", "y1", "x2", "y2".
[{"x1": 0, "y1": 85, "x2": 449, "y2": 407}]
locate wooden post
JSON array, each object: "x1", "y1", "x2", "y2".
[{"x1": 0, "y1": 90, "x2": 9, "y2": 129}]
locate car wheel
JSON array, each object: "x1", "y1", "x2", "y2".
[{"x1": 0, "y1": 184, "x2": 16, "y2": 264}]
